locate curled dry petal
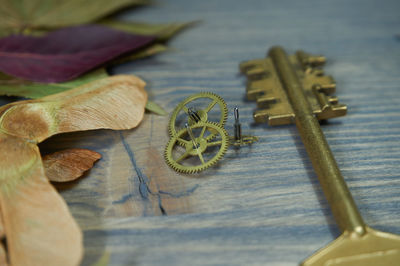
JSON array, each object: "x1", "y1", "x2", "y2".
[
  {"x1": 0, "y1": 74, "x2": 148, "y2": 266},
  {"x1": 0, "y1": 75, "x2": 147, "y2": 143},
  {"x1": 43, "y1": 149, "x2": 102, "y2": 182},
  {"x1": 0, "y1": 133, "x2": 82, "y2": 266}
]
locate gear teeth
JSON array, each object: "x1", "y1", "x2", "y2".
[
  {"x1": 164, "y1": 138, "x2": 175, "y2": 170},
  {"x1": 168, "y1": 92, "x2": 228, "y2": 142},
  {"x1": 165, "y1": 121, "x2": 229, "y2": 174}
]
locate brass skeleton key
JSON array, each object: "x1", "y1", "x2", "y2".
[{"x1": 240, "y1": 46, "x2": 400, "y2": 266}]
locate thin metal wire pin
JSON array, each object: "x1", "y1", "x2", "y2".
[
  {"x1": 188, "y1": 107, "x2": 201, "y2": 123},
  {"x1": 234, "y1": 107, "x2": 242, "y2": 140},
  {"x1": 185, "y1": 123, "x2": 199, "y2": 149}
]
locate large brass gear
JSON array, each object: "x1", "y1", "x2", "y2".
[
  {"x1": 168, "y1": 92, "x2": 228, "y2": 139},
  {"x1": 164, "y1": 122, "x2": 229, "y2": 174}
]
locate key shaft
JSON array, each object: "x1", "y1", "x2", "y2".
[
  {"x1": 242, "y1": 46, "x2": 400, "y2": 265},
  {"x1": 269, "y1": 46, "x2": 365, "y2": 235}
]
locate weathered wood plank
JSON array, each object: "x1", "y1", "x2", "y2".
[{"x1": 1, "y1": 0, "x2": 400, "y2": 265}]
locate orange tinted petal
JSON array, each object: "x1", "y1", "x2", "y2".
[{"x1": 43, "y1": 148, "x2": 101, "y2": 182}]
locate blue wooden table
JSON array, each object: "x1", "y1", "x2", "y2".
[{"x1": 5, "y1": 0, "x2": 400, "y2": 265}]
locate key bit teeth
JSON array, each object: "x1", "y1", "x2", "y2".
[
  {"x1": 256, "y1": 96, "x2": 277, "y2": 107},
  {"x1": 304, "y1": 74, "x2": 336, "y2": 94},
  {"x1": 311, "y1": 79, "x2": 336, "y2": 94},
  {"x1": 316, "y1": 103, "x2": 347, "y2": 120},
  {"x1": 307, "y1": 56, "x2": 326, "y2": 66},
  {"x1": 253, "y1": 110, "x2": 269, "y2": 123},
  {"x1": 254, "y1": 109, "x2": 294, "y2": 125},
  {"x1": 239, "y1": 59, "x2": 266, "y2": 73},
  {"x1": 328, "y1": 96, "x2": 339, "y2": 105},
  {"x1": 319, "y1": 83, "x2": 336, "y2": 92},
  {"x1": 311, "y1": 86, "x2": 347, "y2": 120},
  {"x1": 239, "y1": 61, "x2": 256, "y2": 72},
  {"x1": 244, "y1": 48, "x2": 347, "y2": 125},
  {"x1": 246, "y1": 85, "x2": 265, "y2": 100},
  {"x1": 331, "y1": 104, "x2": 347, "y2": 115},
  {"x1": 246, "y1": 67, "x2": 269, "y2": 80},
  {"x1": 317, "y1": 75, "x2": 336, "y2": 92},
  {"x1": 296, "y1": 50, "x2": 326, "y2": 68},
  {"x1": 246, "y1": 83, "x2": 264, "y2": 92},
  {"x1": 313, "y1": 69, "x2": 325, "y2": 76}
]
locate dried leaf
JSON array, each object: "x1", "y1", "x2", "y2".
[
  {"x1": 0, "y1": 25, "x2": 155, "y2": 82},
  {"x1": 100, "y1": 19, "x2": 196, "y2": 42},
  {"x1": 145, "y1": 100, "x2": 168, "y2": 116},
  {"x1": 43, "y1": 149, "x2": 101, "y2": 182},
  {"x1": 0, "y1": 75, "x2": 148, "y2": 142},
  {"x1": 0, "y1": 44, "x2": 167, "y2": 99},
  {"x1": 0, "y1": 0, "x2": 148, "y2": 34},
  {"x1": 109, "y1": 43, "x2": 168, "y2": 65},
  {"x1": 0, "y1": 68, "x2": 108, "y2": 99},
  {"x1": 0, "y1": 74, "x2": 147, "y2": 265},
  {"x1": 0, "y1": 133, "x2": 82, "y2": 266}
]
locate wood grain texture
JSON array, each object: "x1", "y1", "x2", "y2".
[{"x1": 1, "y1": 0, "x2": 400, "y2": 265}]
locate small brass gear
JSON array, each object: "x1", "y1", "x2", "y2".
[
  {"x1": 165, "y1": 122, "x2": 229, "y2": 174},
  {"x1": 168, "y1": 92, "x2": 228, "y2": 139}
]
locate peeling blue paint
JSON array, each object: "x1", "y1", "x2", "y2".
[
  {"x1": 159, "y1": 184, "x2": 200, "y2": 198},
  {"x1": 117, "y1": 132, "x2": 167, "y2": 215}
]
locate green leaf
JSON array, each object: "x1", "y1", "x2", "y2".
[
  {"x1": 0, "y1": 69, "x2": 167, "y2": 116},
  {"x1": 103, "y1": 20, "x2": 196, "y2": 65},
  {"x1": 99, "y1": 19, "x2": 196, "y2": 42},
  {"x1": 110, "y1": 43, "x2": 168, "y2": 65},
  {"x1": 0, "y1": 0, "x2": 149, "y2": 33},
  {"x1": 92, "y1": 252, "x2": 110, "y2": 266},
  {"x1": 145, "y1": 100, "x2": 168, "y2": 116},
  {"x1": 0, "y1": 68, "x2": 108, "y2": 99}
]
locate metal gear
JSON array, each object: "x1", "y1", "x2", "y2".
[
  {"x1": 165, "y1": 122, "x2": 229, "y2": 174},
  {"x1": 168, "y1": 92, "x2": 228, "y2": 139}
]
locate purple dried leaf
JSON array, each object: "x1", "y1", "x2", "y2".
[{"x1": 0, "y1": 25, "x2": 155, "y2": 83}]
